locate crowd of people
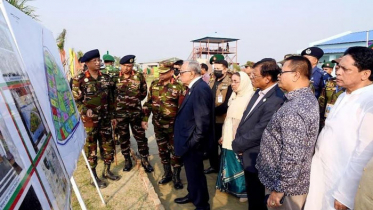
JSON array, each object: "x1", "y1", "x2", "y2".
[{"x1": 71, "y1": 45, "x2": 373, "y2": 210}]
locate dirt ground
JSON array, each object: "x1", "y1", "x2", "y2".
[{"x1": 70, "y1": 147, "x2": 156, "y2": 210}]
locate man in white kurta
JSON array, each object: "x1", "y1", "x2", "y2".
[{"x1": 305, "y1": 46, "x2": 373, "y2": 210}]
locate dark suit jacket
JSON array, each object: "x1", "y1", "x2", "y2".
[
  {"x1": 232, "y1": 85, "x2": 285, "y2": 173},
  {"x1": 174, "y1": 78, "x2": 214, "y2": 157}
]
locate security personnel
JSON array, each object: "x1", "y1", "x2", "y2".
[
  {"x1": 102, "y1": 51, "x2": 120, "y2": 78},
  {"x1": 114, "y1": 55, "x2": 153, "y2": 173},
  {"x1": 102, "y1": 51, "x2": 120, "y2": 146},
  {"x1": 204, "y1": 59, "x2": 233, "y2": 174},
  {"x1": 142, "y1": 63, "x2": 185, "y2": 189},
  {"x1": 72, "y1": 49, "x2": 120, "y2": 189},
  {"x1": 172, "y1": 60, "x2": 183, "y2": 80},
  {"x1": 318, "y1": 57, "x2": 345, "y2": 130},
  {"x1": 241, "y1": 61, "x2": 255, "y2": 75},
  {"x1": 301, "y1": 47, "x2": 325, "y2": 98},
  {"x1": 321, "y1": 61, "x2": 334, "y2": 85},
  {"x1": 209, "y1": 54, "x2": 225, "y2": 65}
]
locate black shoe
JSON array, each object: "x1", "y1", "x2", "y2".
[
  {"x1": 141, "y1": 157, "x2": 154, "y2": 173},
  {"x1": 173, "y1": 167, "x2": 183, "y2": 190},
  {"x1": 102, "y1": 164, "x2": 121, "y2": 181},
  {"x1": 174, "y1": 195, "x2": 191, "y2": 204},
  {"x1": 123, "y1": 155, "x2": 133, "y2": 172},
  {"x1": 204, "y1": 167, "x2": 218, "y2": 174},
  {"x1": 91, "y1": 168, "x2": 107, "y2": 189},
  {"x1": 159, "y1": 164, "x2": 173, "y2": 184}
]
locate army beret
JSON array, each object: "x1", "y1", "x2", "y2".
[
  {"x1": 322, "y1": 61, "x2": 335, "y2": 68},
  {"x1": 369, "y1": 44, "x2": 373, "y2": 49},
  {"x1": 242, "y1": 61, "x2": 255, "y2": 67},
  {"x1": 209, "y1": 54, "x2": 224, "y2": 64},
  {"x1": 103, "y1": 51, "x2": 115, "y2": 62},
  {"x1": 81, "y1": 49, "x2": 100, "y2": 62},
  {"x1": 120, "y1": 55, "x2": 136, "y2": 65},
  {"x1": 301, "y1": 47, "x2": 324, "y2": 60},
  {"x1": 332, "y1": 56, "x2": 342, "y2": 64}
]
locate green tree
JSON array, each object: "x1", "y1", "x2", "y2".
[{"x1": 6, "y1": 0, "x2": 38, "y2": 19}]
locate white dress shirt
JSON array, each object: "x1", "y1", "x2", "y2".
[
  {"x1": 245, "y1": 83, "x2": 277, "y2": 120},
  {"x1": 305, "y1": 84, "x2": 373, "y2": 210}
]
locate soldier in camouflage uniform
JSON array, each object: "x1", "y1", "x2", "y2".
[
  {"x1": 142, "y1": 63, "x2": 185, "y2": 189},
  {"x1": 102, "y1": 51, "x2": 120, "y2": 146},
  {"x1": 318, "y1": 57, "x2": 345, "y2": 130},
  {"x1": 72, "y1": 49, "x2": 120, "y2": 189},
  {"x1": 114, "y1": 55, "x2": 153, "y2": 173},
  {"x1": 102, "y1": 51, "x2": 120, "y2": 78}
]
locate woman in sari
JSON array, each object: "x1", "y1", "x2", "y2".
[{"x1": 216, "y1": 71, "x2": 254, "y2": 201}]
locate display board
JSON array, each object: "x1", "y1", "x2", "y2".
[{"x1": 0, "y1": 1, "x2": 86, "y2": 209}]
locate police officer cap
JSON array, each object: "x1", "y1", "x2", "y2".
[
  {"x1": 120, "y1": 55, "x2": 136, "y2": 65},
  {"x1": 301, "y1": 47, "x2": 324, "y2": 60},
  {"x1": 81, "y1": 49, "x2": 100, "y2": 62},
  {"x1": 103, "y1": 51, "x2": 115, "y2": 62},
  {"x1": 209, "y1": 54, "x2": 224, "y2": 64},
  {"x1": 322, "y1": 61, "x2": 335, "y2": 68}
]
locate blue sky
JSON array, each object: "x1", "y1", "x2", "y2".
[{"x1": 30, "y1": 0, "x2": 373, "y2": 63}]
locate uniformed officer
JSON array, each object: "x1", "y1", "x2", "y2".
[
  {"x1": 318, "y1": 57, "x2": 345, "y2": 130},
  {"x1": 102, "y1": 51, "x2": 120, "y2": 146},
  {"x1": 241, "y1": 61, "x2": 255, "y2": 76},
  {"x1": 114, "y1": 55, "x2": 153, "y2": 173},
  {"x1": 72, "y1": 49, "x2": 120, "y2": 189},
  {"x1": 301, "y1": 47, "x2": 325, "y2": 98},
  {"x1": 204, "y1": 59, "x2": 233, "y2": 174},
  {"x1": 173, "y1": 60, "x2": 183, "y2": 80},
  {"x1": 142, "y1": 63, "x2": 185, "y2": 189},
  {"x1": 321, "y1": 61, "x2": 334, "y2": 85},
  {"x1": 102, "y1": 51, "x2": 120, "y2": 78}
]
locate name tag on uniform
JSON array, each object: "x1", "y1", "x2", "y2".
[
  {"x1": 325, "y1": 103, "x2": 334, "y2": 118},
  {"x1": 218, "y1": 93, "x2": 223, "y2": 103}
]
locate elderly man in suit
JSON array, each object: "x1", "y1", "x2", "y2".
[
  {"x1": 232, "y1": 58, "x2": 285, "y2": 210},
  {"x1": 173, "y1": 60, "x2": 214, "y2": 210}
]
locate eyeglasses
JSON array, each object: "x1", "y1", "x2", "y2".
[
  {"x1": 173, "y1": 68, "x2": 179, "y2": 71},
  {"x1": 249, "y1": 73, "x2": 262, "y2": 79},
  {"x1": 179, "y1": 70, "x2": 191, "y2": 75},
  {"x1": 279, "y1": 70, "x2": 296, "y2": 75}
]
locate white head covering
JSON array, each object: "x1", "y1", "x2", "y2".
[{"x1": 222, "y1": 72, "x2": 254, "y2": 149}]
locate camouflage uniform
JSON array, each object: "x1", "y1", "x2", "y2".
[
  {"x1": 142, "y1": 78, "x2": 184, "y2": 167},
  {"x1": 114, "y1": 70, "x2": 149, "y2": 157},
  {"x1": 318, "y1": 78, "x2": 345, "y2": 129},
  {"x1": 72, "y1": 70, "x2": 115, "y2": 169},
  {"x1": 103, "y1": 65, "x2": 120, "y2": 79}
]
